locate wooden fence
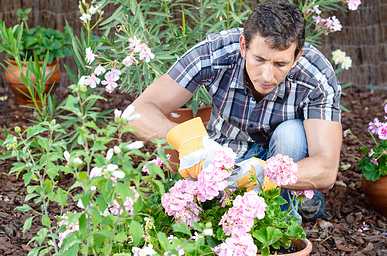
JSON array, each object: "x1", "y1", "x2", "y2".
[{"x1": 0, "y1": 0, "x2": 386, "y2": 90}]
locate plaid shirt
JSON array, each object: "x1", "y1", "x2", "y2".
[{"x1": 167, "y1": 28, "x2": 341, "y2": 158}]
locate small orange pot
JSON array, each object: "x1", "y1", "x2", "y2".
[
  {"x1": 257, "y1": 239, "x2": 312, "y2": 256},
  {"x1": 362, "y1": 176, "x2": 387, "y2": 217},
  {"x1": 3, "y1": 59, "x2": 61, "y2": 105}
]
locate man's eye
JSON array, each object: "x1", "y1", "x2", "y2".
[
  {"x1": 276, "y1": 63, "x2": 287, "y2": 67},
  {"x1": 255, "y1": 58, "x2": 264, "y2": 62}
]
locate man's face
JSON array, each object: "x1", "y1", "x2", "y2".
[{"x1": 240, "y1": 33, "x2": 301, "y2": 95}]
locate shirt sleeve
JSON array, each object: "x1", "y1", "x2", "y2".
[
  {"x1": 167, "y1": 40, "x2": 216, "y2": 93},
  {"x1": 303, "y1": 68, "x2": 342, "y2": 122}
]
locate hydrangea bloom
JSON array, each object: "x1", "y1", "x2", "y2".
[
  {"x1": 196, "y1": 164, "x2": 231, "y2": 202},
  {"x1": 212, "y1": 147, "x2": 236, "y2": 170},
  {"x1": 264, "y1": 154, "x2": 298, "y2": 186},
  {"x1": 220, "y1": 191, "x2": 266, "y2": 236},
  {"x1": 161, "y1": 180, "x2": 201, "y2": 226},
  {"x1": 213, "y1": 234, "x2": 257, "y2": 256}
]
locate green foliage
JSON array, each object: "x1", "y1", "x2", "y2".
[{"x1": 358, "y1": 140, "x2": 387, "y2": 181}]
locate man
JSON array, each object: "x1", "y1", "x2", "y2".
[{"x1": 125, "y1": 0, "x2": 342, "y2": 220}]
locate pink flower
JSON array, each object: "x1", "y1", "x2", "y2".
[
  {"x1": 102, "y1": 69, "x2": 121, "y2": 93},
  {"x1": 142, "y1": 157, "x2": 164, "y2": 174},
  {"x1": 368, "y1": 118, "x2": 382, "y2": 134},
  {"x1": 377, "y1": 123, "x2": 387, "y2": 140},
  {"x1": 129, "y1": 37, "x2": 142, "y2": 51},
  {"x1": 347, "y1": 0, "x2": 361, "y2": 11},
  {"x1": 196, "y1": 164, "x2": 231, "y2": 202},
  {"x1": 94, "y1": 65, "x2": 106, "y2": 76},
  {"x1": 213, "y1": 234, "x2": 257, "y2": 256},
  {"x1": 264, "y1": 154, "x2": 298, "y2": 186},
  {"x1": 384, "y1": 104, "x2": 387, "y2": 114},
  {"x1": 123, "y1": 55, "x2": 136, "y2": 67},
  {"x1": 161, "y1": 180, "x2": 201, "y2": 226},
  {"x1": 213, "y1": 147, "x2": 236, "y2": 170},
  {"x1": 137, "y1": 44, "x2": 155, "y2": 63},
  {"x1": 90, "y1": 167, "x2": 102, "y2": 178},
  {"x1": 85, "y1": 47, "x2": 96, "y2": 64},
  {"x1": 220, "y1": 191, "x2": 266, "y2": 236},
  {"x1": 314, "y1": 16, "x2": 342, "y2": 32},
  {"x1": 303, "y1": 190, "x2": 315, "y2": 199}
]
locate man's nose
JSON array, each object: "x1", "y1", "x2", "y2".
[{"x1": 262, "y1": 64, "x2": 274, "y2": 83}]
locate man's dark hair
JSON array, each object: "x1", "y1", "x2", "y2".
[{"x1": 243, "y1": 0, "x2": 305, "y2": 56}]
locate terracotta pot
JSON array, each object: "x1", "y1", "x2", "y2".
[
  {"x1": 362, "y1": 176, "x2": 387, "y2": 217},
  {"x1": 166, "y1": 106, "x2": 212, "y2": 171},
  {"x1": 3, "y1": 59, "x2": 61, "y2": 105},
  {"x1": 257, "y1": 239, "x2": 313, "y2": 256},
  {"x1": 167, "y1": 106, "x2": 212, "y2": 125}
]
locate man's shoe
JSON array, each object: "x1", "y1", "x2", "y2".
[{"x1": 299, "y1": 191, "x2": 331, "y2": 221}]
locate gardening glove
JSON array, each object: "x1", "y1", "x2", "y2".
[
  {"x1": 166, "y1": 117, "x2": 208, "y2": 179},
  {"x1": 228, "y1": 157, "x2": 278, "y2": 192}
]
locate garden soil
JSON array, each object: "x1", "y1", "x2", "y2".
[{"x1": 0, "y1": 88, "x2": 386, "y2": 255}]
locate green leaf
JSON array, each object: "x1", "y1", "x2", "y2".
[
  {"x1": 16, "y1": 204, "x2": 32, "y2": 212},
  {"x1": 253, "y1": 227, "x2": 283, "y2": 248},
  {"x1": 34, "y1": 227, "x2": 48, "y2": 246},
  {"x1": 115, "y1": 232, "x2": 128, "y2": 243},
  {"x1": 26, "y1": 125, "x2": 48, "y2": 138},
  {"x1": 129, "y1": 220, "x2": 144, "y2": 247},
  {"x1": 157, "y1": 232, "x2": 169, "y2": 251},
  {"x1": 41, "y1": 214, "x2": 51, "y2": 228},
  {"x1": 172, "y1": 223, "x2": 191, "y2": 236},
  {"x1": 23, "y1": 216, "x2": 34, "y2": 233}
]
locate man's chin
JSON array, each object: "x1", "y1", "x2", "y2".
[{"x1": 254, "y1": 84, "x2": 276, "y2": 95}]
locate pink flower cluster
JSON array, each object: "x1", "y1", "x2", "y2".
[
  {"x1": 123, "y1": 37, "x2": 155, "y2": 67},
  {"x1": 264, "y1": 154, "x2": 298, "y2": 186},
  {"x1": 212, "y1": 147, "x2": 236, "y2": 170},
  {"x1": 161, "y1": 180, "x2": 201, "y2": 226},
  {"x1": 162, "y1": 164, "x2": 232, "y2": 226},
  {"x1": 107, "y1": 187, "x2": 139, "y2": 216},
  {"x1": 197, "y1": 165, "x2": 231, "y2": 202},
  {"x1": 220, "y1": 191, "x2": 266, "y2": 236},
  {"x1": 213, "y1": 234, "x2": 257, "y2": 256},
  {"x1": 368, "y1": 105, "x2": 387, "y2": 140},
  {"x1": 347, "y1": 0, "x2": 361, "y2": 11},
  {"x1": 313, "y1": 15, "x2": 342, "y2": 32}
]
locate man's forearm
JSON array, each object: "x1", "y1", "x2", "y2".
[
  {"x1": 126, "y1": 102, "x2": 177, "y2": 141},
  {"x1": 283, "y1": 155, "x2": 338, "y2": 190}
]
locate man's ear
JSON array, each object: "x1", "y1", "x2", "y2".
[
  {"x1": 240, "y1": 34, "x2": 247, "y2": 58},
  {"x1": 292, "y1": 49, "x2": 304, "y2": 67}
]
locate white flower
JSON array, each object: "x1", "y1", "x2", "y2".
[
  {"x1": 332, "y1": 49, "x2": 347, "y2": 65},
  {"x1": 77, "y1": 199, "x2": 85, "y2": 209},
  {"x1": 341, "y1": 56, "x2": 352, "y2": 70},
  {"x1": 72, "y1": 157, "x2": 83, "y2": 166},
  {"x1": 80, "y1": 13, "x2": 91, "y2": 23},
  {"x1": 64, "y1": 151, "x2": 71, "y2": 162},
  {"x1": 312, "y1": 5, "x2": 321, "y2": 15},
  {"x1": 78, "y1": 76, "x2": 88, "y2": 86},
  {"x1": 85, "y1": 47, "x2": 96, "y2": 64},
  {"x1": 126, "y1": 141, "x2": 144, "y2": 150},
  {"x1": 94, "y1": 65, "x2": 106, "y2": 76},
  {"x1": 89, "y1": 5, "x2": 98, "y2": 15},
  {"x1": 113, "y1": 146, "x2": 121, "y2": 154},
  {"x1": 90, "y1": 186, "x2": 96, "y2": 191},
  {"x1": 106, "y1": 148, "x2": 114, "y2": 161},
  {"x1": 203, "y1": 228, "x2": 213, "y2": 236},
  {"x1": 106, "y1": 164, "x2": 119, "y2": 172},
  {"x1": 90, "y1": 167, "x2": 103, "y2": 178},
  {"x1": 111, "y1": 170, "x2": 125, "y2": 179},
  {"x1": 122, "y1": 105, "x2": 141, "y2": 121},
  {"x1": 132, "y1": 244, "x2": 157, "y2": 256}
]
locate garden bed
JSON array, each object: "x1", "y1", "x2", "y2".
[{"x1": 0, "y1": 88, "x2": 386, "y2": 255}]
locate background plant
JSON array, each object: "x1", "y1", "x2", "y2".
[{"x1": 358, "y1": 104, "x2": 387, "y2": 181}]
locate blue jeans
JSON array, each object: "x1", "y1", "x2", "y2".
[{"x1": 237, "y1": 119, "x2": 310, "y2": 222}]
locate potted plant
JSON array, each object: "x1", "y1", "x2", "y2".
[
  {"x1": 0, "y1": 8, "x2": 71, "y2": 105},
  {"x1": 358, "y1": 104, "x2": 387, "y2": 216}
]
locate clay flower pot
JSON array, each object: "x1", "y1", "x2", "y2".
[
  {"x1": 167, "y1": 106, "x2": 212, "y2": 125},
  {"x1": 3, "y1": 59, "x2": 61, "y2": 105},
  {"x1": 362, "y1": 176, "x2": 387, "y2": 217},
  {"x1": 257, "y1": 239, "x2": 313, "y2": 256}
]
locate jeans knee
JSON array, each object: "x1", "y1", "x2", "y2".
[{"x1": 268, "y1": 119, "x2": 308, "y2": 161}]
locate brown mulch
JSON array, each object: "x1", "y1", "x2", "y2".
[{"x1": 0, "y1": 87, "x2": 386, "y2": 255}]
